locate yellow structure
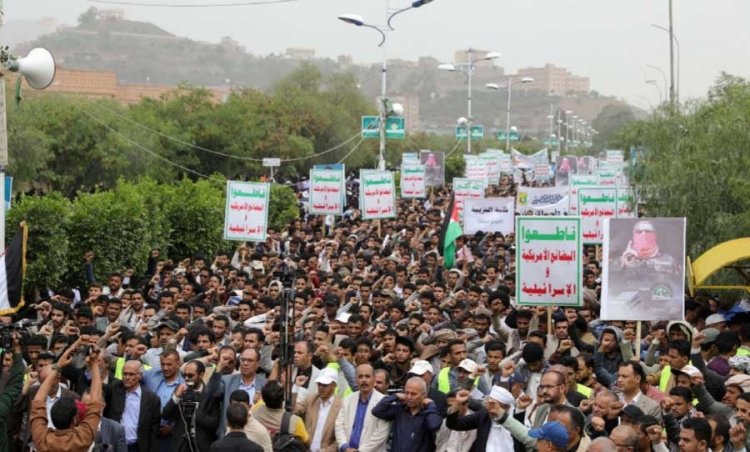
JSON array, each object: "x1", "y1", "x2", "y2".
[{"x1": 686, "y1": 238, "x2": 750, "y2": 295}]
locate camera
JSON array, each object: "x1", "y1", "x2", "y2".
[
  {"x1": 180, "y1": 380, "x2": 199, "y2": 419},
  {"x1": 0, "y1": 320, "x2": 35, "y2": 350}
]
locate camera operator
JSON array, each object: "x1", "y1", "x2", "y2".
[{"x1": 162, "y1": 360, "x2": 222, "y2": 452}]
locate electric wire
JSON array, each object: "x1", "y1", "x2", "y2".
[
  {"x1": 86, "y1": 100, "x2": 365, "y2": 163},
  {"x1": 445, "y1": 139, "x2": 462, "y2": 157},
  {"x1": 335, "y1": 137, "x2": 366, "y2": 163}
]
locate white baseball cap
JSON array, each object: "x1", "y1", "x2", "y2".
[
  {"x1": 458, "y1": 359, "x2": 478, "y2": 374},
  {"x1": 408, "y1": 360, "x2": 433, "y2": 376},
  {"x1": 315, "y1": 368, "x2": 339, "y2": 385}
]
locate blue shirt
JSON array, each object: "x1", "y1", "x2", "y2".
[
  {"x1": 345, "y1": 392, "x2": 371, "y2": 451},
  {"x1": 123, "y1": 386, "x2": 142, "y2": 445},
  {"x1": 238, "y1": 377, "x2": 258, "y2": 404},
  {"x1": 143, "y1": 368, "x2": 184, "y2": 415},
  {"x1": 371, "y1": 394, "x2": 443, "y2": 452}
]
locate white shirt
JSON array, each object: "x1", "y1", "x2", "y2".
[
  {"x1": 310, "y1": 397, "x2": 333, "y2": 452},
  {"x1": 45, "y1": 385, "x2": 62, "y2": 429},
  {"x1": 486, "y1": 419, "x2": 514, "y2": 451}
]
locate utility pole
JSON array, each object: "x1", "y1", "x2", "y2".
[{"x1": 668, "y1": 0, "x2": 675, "y2": 108}]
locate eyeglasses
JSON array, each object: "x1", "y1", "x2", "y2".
[
  {"x1": 538, "y1": 384, "x2": 562, "y2": 390},
  {"x1": 182, "y1": 373, "x2": 196, "y2": 379},
  {"x1": 239, "y1": 358, "x2": 257, "y2": 363}
]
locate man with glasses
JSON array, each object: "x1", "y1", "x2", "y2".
[
  {"x1": 162, "y1": 360, "x2": 223, "y2": 452},
  {"x1": 218, "y1": 348, "x2": 266, "y2": 436},
  {"x1": 522, "y1": 370, "x2": 573, "y2": 428}
]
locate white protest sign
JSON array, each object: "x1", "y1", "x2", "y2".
[
  {"x1": 453, "y1": 178, "x2": 486, "y2": 220},
  {"x1": 516, "y1": 216, "x2": 583, "y2": 306},
  {"x1": 309, "y1": 169, "x2": 345, "y2": 216},
  {"x1": 224, "y1": 181, "x2": 270, "y2": 241},
  {"x1": 463, "y1": 198, "x2": 515, "y2": 235},
  {"x1": 606, "y1": 150, "x2": 625, "y2": 164},
  {"x1": 578, "y1": 187, "x2": 617, "y2": 243},
  {"x1": 616, "y1": 188, "x2": 636, "y2": 218},
  {"x1": 568, "y1": 174, "x2": 600, "y2": 213},
  {"x1": 360, "y1": 170, "x2": 396, "y2": 220},
  {"x1": 401, "y1": 164, "x2": 426, "y2": 198},
  {"x1": 464, "y1": 155, "x2": 488, "y2": 183},
  {"x1": 517, "y1": 186, "x2": 569, "y2": 216}
]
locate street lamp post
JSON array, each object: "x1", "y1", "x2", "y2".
[
  {"x1": 486, "y1": 76, "x2": 534, "y2": 151},
  {"x1": 646, "y1": 79, "x2": 663, "y2": 104},
  {"x1": 652, "y1": 23, "x2": 680, "y2": 105},
  {"x1": 338, "y1": 0, "x2": 435, "y2": 170},
  {"x1": 439, "y1": 49, "x2": 501, "y2": 154}
]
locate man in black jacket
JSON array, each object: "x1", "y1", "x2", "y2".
[
  {"x1": 209, "y1": 404, "x2": 263, "y2": 452},
  {"x1": 104, "y1": 360, "x2": 161, "y2": 452},
  {"x1": 161, "y1": 360, "x2": 222, "y2": 452},
  {"x1": 446, "y1": 387, "x2": 516, "y2": 452}
]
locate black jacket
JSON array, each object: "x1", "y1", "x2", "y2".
[
  {"x1": 161, "y1": 373, "x2": 223, "y2": 452},
  {"x1": 104, "y1": 381, "x2": 161, "y2": 452},
  {"x1": 445, "y1": 408, "x2": 494, "y2": 452},
  {"x1": 208, "y1": 431, "x2": 263, "y2": 452}
]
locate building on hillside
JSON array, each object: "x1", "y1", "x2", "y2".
[
  {"x1": 454, "y1": 49, "x2": 497, "y2": 68},
  {"x1": 286, "y1": 47, "x2": 316, "y2": 60},
  {"x1": 389, "y1": 95, "x2": 421, "y2": 132},
  {"x1": 514, "y1": 64, "x2": 590, "y2": 96},
  {"x1": 13, "y1": 67, "x2": 228, "y2": 104}
]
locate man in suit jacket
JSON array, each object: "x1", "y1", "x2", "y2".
[
  {"x1": 104, "y1": 361, "x2": 161, "y2": 452},
  {"x1": 95, "y1": 417, "x2": 128, "y2": 452},
  {"x1": 616, "y1": 361, "x2": 662, "y2": 422},
  {"x1": 217, "y1": 348, "x2": 267, "y2": 436},
  {"x1": 209, "y1": 404, "x2": 263, "y2": 452},
  {"x1": 296, "y1": 368, "x2": 343, "y2": 452},
  {"x1": 335, "y1": 364, "x2": 390, "y2": 452},
  {"x1": 162, "y1": 360, "x2": 223, "y2": 452}
]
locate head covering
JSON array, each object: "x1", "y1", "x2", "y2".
[
  {"x1": 699, "y1": 328, "x2": 720, "y2": 345},
  {"x1": 488, "y1": 386, "x2": 514, "y2": 406},
  {"x1": 671, "y1": 365, "x2": 701, "y2": 379},
  {"x1": 315, "y1": 368, "x2": 338, "y2": 385},
  {"x1": 622, "y1": 405, "x2": 644, "y2": 423},
  {"x1": 157, "y1": 319, "x2": 180, "y2": 332},
  {"x1": 725, "y1": 374, "x2": 750, "y2": 392},
  {"x1": 528, "y1": 421, "x2": 569, "y2": 448},
  {"x1": 667, "y1": 320, "x2": 694, "y2": 343},
  {"x1": 729, "y1": 356, "x2": 750, "y2": 374},
  {"x1": 705, "y1": 313, "x2": 726, "y2": 327},
  {"x1": 408, "y1": 360, "x2": 433, "y2": 376},
  {"x1": 457, "y1": 359, "x2": 478, "y2": 374}
]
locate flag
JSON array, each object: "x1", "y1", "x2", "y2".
[
  {"x1": 439, "y1": 195, "x2": 462, "y2": 268},
  {"x1": 0, "y1": 224, "x2": 27, "y2": 316}
]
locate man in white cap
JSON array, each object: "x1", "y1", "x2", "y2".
[
  {"x1": 408, "y1": 359, "x2": 448, "y2": 416},
  {"x1": 705, "y1": 313, "x2": 727, "y2": 332},
  {"x1": 445, "y1": 386, "x2": 516, "y2": 452},
  {"x1": 295, "y1": 368, "x2": 342, "y2": 452}
]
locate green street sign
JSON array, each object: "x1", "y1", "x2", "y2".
[
  {"x1": 497, "y1": 130, "x2": 520, "y2": 141},
  {"x1": 361, "y1": 116, "x2": 406, "y2": 140},
  {"x1": 455, "y1": 125, "x2": 484, "y2": 140},
  {"x1": 543, "y1": 138, "x2": 559, "y2": 146}
]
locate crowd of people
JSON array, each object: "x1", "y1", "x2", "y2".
[{"x1": 0, "y1": 175, "x2": 747, "y2": 452}]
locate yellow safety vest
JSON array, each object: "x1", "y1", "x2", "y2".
[
  {"x1": 659, "y1": 364, "x2": 697, "y2": 405},
  {"x1": 326, "y1": 362, "x2": 353, "y2": 397},
  {"x1": 437, "y1": 366, "x2": 479, "y2": 394},
  {"x1": 576, "y1": 383, "x2": 593, "y2": 398},
  {"x1": 737, "y1": 347, "x2": 750, "y2": 357},
  {"x1": 114, "y1": 357, "x2": 151, "y2": 379}
]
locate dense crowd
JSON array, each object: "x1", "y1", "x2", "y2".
[{"x1": 0, "y1": 174, "x2": 747, "y2": 452}]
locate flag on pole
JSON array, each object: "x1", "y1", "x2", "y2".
[
  {"x1": 0, "y1": 223, "x2": 27, "y2": 316},
  {"x1": 439, "y1": 195, "x2": 462, "y2": 269}
]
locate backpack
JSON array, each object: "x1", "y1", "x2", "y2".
[{"x1": 272, "y1": 411, "x2": 307, "y2": 452}]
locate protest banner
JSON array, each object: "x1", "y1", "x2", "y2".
[
  {"x1": 601, "y1": 218, "x2": 686, "y2": 320},
  {"x1": 463, "y1": 198, "x2": 515, "y2": 235},
  {"x1": 309, "y1": 169, "x2": 345, "y2": 216},
  {"x1": 517, "y1": 186, "x2": 569, "y2": 216},
  {"x1": 499, "y1": 153, "x2": 512, "y2": 174},
  {"x1": 482, "y1": 149, "x2": 503, "y2": 185},
  {"x1": 554, "y1": 155, "x2": 578, "y2": 186},
  {"x1": 401, "y1": 164, "x2": 426, "y2": 198},
  {"x1": 606, "y1": 150, "x2": 625, "y2": 164},
  {"x1": 420, "y1": 150, "x2": 445, "y2": 186},
  {"x1": 578, "y1": 187, "x2": 617, "y2": 243},
  {"x1": 464, "y1": 154, "x2": 488, "y2": 183},
  {"x1": 597, "y1": 168, "x2": 620, "y2": 187},
  {"x1": 360, "y1": 170, "x2": 396, "y2": 220},
  {"x1": 512, "y1": 149, "x2": 548, "y2": 170},
  {"x1": 224, "y1": 181, "x2": 270, "y2": 241},
  {"x1": 533, "y1": 163, "x2": 551, "y2": 181},
  {"x1": 453, "y1": 178, "x2": 486, "y2": 220},
  {"x1": 568, "y1": 174, "x2": 599, "y2": 213},
  {"x1": 402, "y1": 152, "x2": 419, "y2": 165},
  {"x1": 616, "y1": 188, "x2": 636, "y2": 218},
  {"x1": 516, "y1": 216, "x2": 582, "y2": 306}
]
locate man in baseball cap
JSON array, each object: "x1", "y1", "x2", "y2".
[
  {"x1": 528, "y1": 421, "x2": 569, "y2": 451},
  {"x1": 408, "y1": 359, "x2": 447, "y2": 416}
]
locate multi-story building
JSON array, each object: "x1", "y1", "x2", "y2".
[
  {"x1": 389, "y1": 95, "x2": 421, "y2": 132},
  {"x1": 514, "y1": 64, "x2": 590, "y2": 95}
]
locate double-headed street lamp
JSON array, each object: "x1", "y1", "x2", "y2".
[
  {"x1": 438, "y1": 49, "x2": 501, "y2": 154},
  {"x1": 486, "y1": 77, "x2": 534, "y2": 151},
  {"x1": 338, "y1": 0, "x2": 435, "y2": 170}
]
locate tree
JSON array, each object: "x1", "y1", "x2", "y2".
[{"x1": 591, "y1": 104, "x2": 636, "y2": 150}]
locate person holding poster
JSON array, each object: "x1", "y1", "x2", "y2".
[{"x1": 602, "y1": 218, "x2": 686, "y2": 321}]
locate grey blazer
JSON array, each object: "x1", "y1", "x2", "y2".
[
  {"x1": 217, "y1": 373, "x2": 267, "y2": 436},
  {"x1": 95, "y1": 417, "x2": 128, "y2": 452}
]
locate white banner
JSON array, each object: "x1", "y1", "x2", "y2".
[
  {"x1": 360, "y1": 170, "x2": 396, "y2": 219},
  {"x1": 453, "y1": 178, "x2": 486, "y2": 220},
  {"x1": 578, "y1": 187, "x2": 617, "y2": 243},
  {"x1": 309, "y1": 169, "x2": 345, "y2": 216},
  {"x1": 464, "y1": 155, "x2": 488, "y2": 183},
  {"x1": 482, "y1": 149, "x2": 503, "y2": 185},
  {"x1": 517, "y1": 186, "x2": 569, "y2": 216},
  {"x1": 601, "y1": 218, "x2": 686, "y2": 320},
  {"x1": 401, "y1": 164, "x2": 426, "y2": 198},
  {"x1": 568, "y1": 174, "x2": 600, "y2": 213},
  {"x1": 606, "y1": 150, "x2": 625, "y2": 164},
  {"x1": 224, "y1": 181, "x2": 270, "y2": 242},
  {"x1": 516, "y1": 216, "x2": 583, "y2": 306},
  {"x1": 463, "y1": 198, "x2": 515, "y2": 235},
  {"x1": 512, "y1": 149, "x2": 549, "y2": 169}
]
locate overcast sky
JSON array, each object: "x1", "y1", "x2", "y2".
[{"x1": 6, "y1": 0, "x2": 750, "y2": 109}]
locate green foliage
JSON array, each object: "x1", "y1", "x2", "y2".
[
  {"x1": 592, "y1": 104, "x2": 636, "y2": 150},
  {"x1": 615, "y1": 73, "x2": 750, "y2": 256},
  {"x1": 6, "y1": 194, "x2": 72, "y2": 294},
  {"x1": 269, "y1": 184, "x2": 300, "y2": 231},
  {"x1": 445, "y1": 152, "x2": 466, "y2": 182}
]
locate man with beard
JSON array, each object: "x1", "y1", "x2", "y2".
[
  {"x1": 592, "y1": 326, "x2": 632, "y2": 388},
  {"x1": 446, "y1": 386, "x2": 522, "y2": 452},
  {"x1": 523, "y1": 370, "x2": 573, "y2": 428}
]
